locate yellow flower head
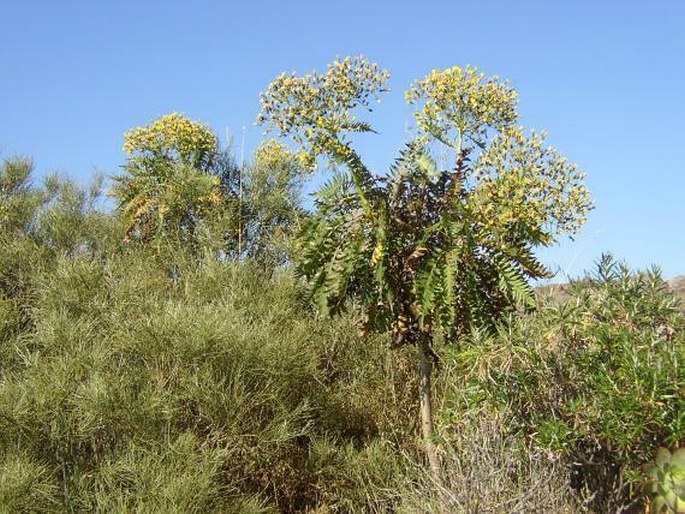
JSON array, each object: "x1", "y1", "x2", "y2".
[
  {"x1": 406, "y1": 65, "x2": 518, "y2": 148},
  {"x1": 123, "y1": 112, "x2": 219, "y2": 168}
]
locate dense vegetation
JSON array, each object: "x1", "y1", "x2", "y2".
[{"x1": 1, "y1": 58, "x2": 683, "y2": 513}]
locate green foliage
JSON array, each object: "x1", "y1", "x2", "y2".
[
  {"x1": 38, "y1": 173, "x2": 113, "y2": 257},
  {"x1": 258, "y1": 56, "x2": 593, "y2": 484},
  {"x1": 0, "y1": 157, "x2": 44, "y2": 236},
  {"x1": 113, "y1": 113, "x2": 241, "y2": 252},
  {"x1": 0, "y1": 452, "x2": 60, "y2": 513},
  {"x1": 240, "y1": 140, "x2": 309, "y2": 265},
  {"x1": 299, "y1": 142, "x2": 547, "y2": 346},
  {"x1": 446, "y1": 255, "x2": 685, "y2": 510},
  {"x1": 643, "y1": 448, "x2": 685, "y2": 513},
  {"x1": 0, "y1": 159, "x2": 116, "y2": 333},
  {"x1": 0, "y1": 175, "x2": 417, "y2": 512},
  {"x1": 111, "y1": 158, "x2": 234, "y2": 251},
  {"x1": 1, "y1": 158, "x2": 111, "y2": 253},
  {"x1": 8, "y1": 57, "x2": 684, "y2": 513},
  {"x1": 1, "y1": 151, "x2": 679, "y2": 512},
  {"x1": 114, "y1": 115, "x2": 309, "y2": 265}
]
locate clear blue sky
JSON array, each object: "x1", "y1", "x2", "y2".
[{"x1": 1, "y1": 0, "x2": 683, "y2": 279}]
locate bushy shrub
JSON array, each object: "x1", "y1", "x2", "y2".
[
  {"x1": 444, "y1": 255, "x2": 685, "y2": 511},
  {"x1": 0, "y1": 155, "x2": 423, "y2": 513},
  {"x1": 0, "y1": 248, "x2": 417, "y2": 512}
]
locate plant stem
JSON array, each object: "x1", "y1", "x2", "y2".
[
  {"x1": 419, "y1": 334, "x2": 442, "y2": 483},
  {"x1": 326, "y1": 137, "x2": 374, "y2": 218}
]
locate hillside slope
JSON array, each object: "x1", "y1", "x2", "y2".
[{"x1": 670, "y1": 275, "x2": 685, "y2": 303}]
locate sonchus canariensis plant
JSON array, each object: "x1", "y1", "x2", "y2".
[
  {"x1": 112, "y1": 113, "x2": 231, "y2": 250},
  {"x1": 258, "y1": 57, "x2": 592, "y2": 479}
]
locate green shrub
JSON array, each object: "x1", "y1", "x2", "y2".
[
  {"x1": 0, "y1": 241, "x2": 415, "y2": 512},
  {"x1": 444, "y1": 255, "x2": 685, "y2": 510},
  {"x1": 0, "y1": 156, "x2": 413, "y2": 512},
  {"x1": 11, "y1": 153, "x2": 683, "y2": 512}
]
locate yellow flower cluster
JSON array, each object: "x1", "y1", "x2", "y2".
[
  {"x1": 123, "y1": 112, "x2": 218, "y2": 165},
  {"x1": 406, "y1": 65, "x2": 518, "y2": 148},
  {"x1": 256, "y1": 139, "x2": 316, "y2": 174},
  {"x1": 472, "y1": 127, "x2": 593, "y2": 237},
  {"x1": 255, "y1": 140, "x2": 296, "y2": 171},
  {"x1": 256, "y1": 56, "x2": 390, "y2": 162}
]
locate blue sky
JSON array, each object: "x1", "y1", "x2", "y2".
[{"x1": 1, "y1": 0, "x2": 683, "y2": 279}]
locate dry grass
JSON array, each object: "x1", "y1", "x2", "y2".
[{"x1": 395, "y1": 409, "x2": 587, "y2": 514}]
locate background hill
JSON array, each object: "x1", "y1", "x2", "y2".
[
  {"x1": 670, "y1": 275, "x2": 685, "y2": 303},
  {"x1": 537, "y1": 274, "x2": 685, "y2": 310}
]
